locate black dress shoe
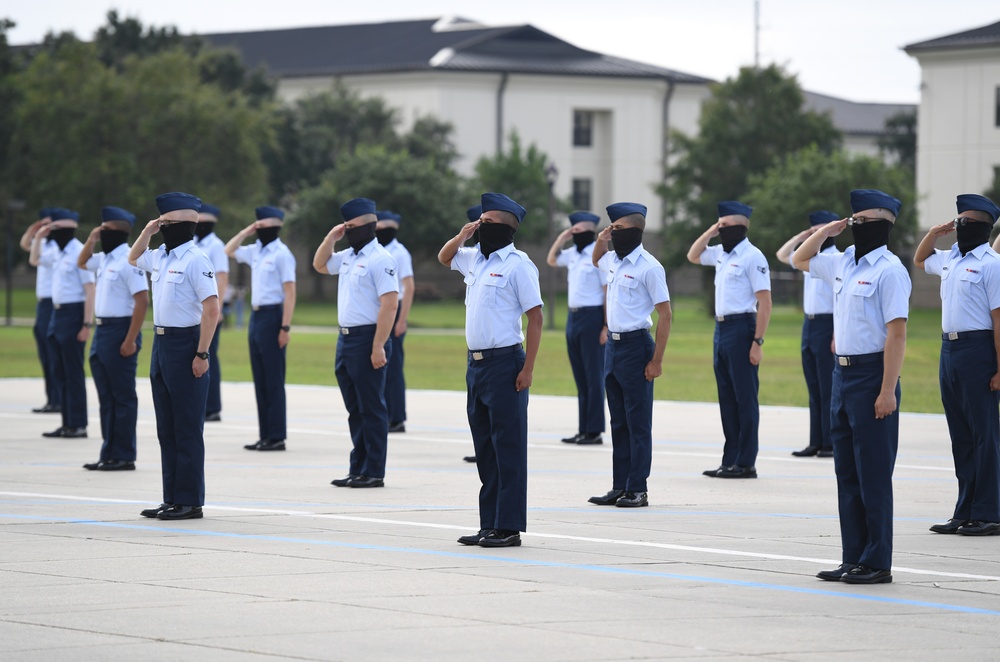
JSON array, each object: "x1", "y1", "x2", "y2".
[
  {"x1": 97, "y1": 459, "x2": 135, "y2": 471},
  {"x1": 83, "y1": 461, "x2": 101, "y2": 470},
  {"x1": 792, "y1": 445, "x2": 821, "y2": 457},
  {"x1": 204, "y1": 411, "x2": 221, "y2": 422},
  {"x1": 957, "y1": 520, "x2": 1000, "y2": 536},
  {"x1": 387, "y1": 421, "x2": 406, "y2": 433},
  {"x1": 157, "y1": 505, "x2": 204, "y2": 520},
  {"x1": 816, "y1": 563, "x2": 858, "y2": 581},
  {"x1": 463, "y1": 455, "x2": 477, "y2": 463},
  {"x1": 32, "y1": 403, "x2": 61, "y2": 413},
  {"x1": 588, "y1": 489, "x2": 625, "y2": 505},
  {"x1": 347, "y1": 475, "x2": 384, "y2": 488},
  {"x1": 616, "y1": 491, "x2": 648, "y2": 508},
  {"x1": 702, "y1": 466, "x2": 724, "y2": 477},
  {"x1": 244, "y1": 439, "x2": 286, "y2": 451},
  {"x1": 717, "y1": 465, "x2": 757, "y2": 479},
  {"x1": 458, "y1": 529, "x2": 491, "y2": 545},
  {"x1": 42, "y1": 426, "x2": 87, "y2": 438},
  {"x1": 479, "y1": 529, "x2": 521, "y2": 547},
  {"x1": 817, "y1": 448, "x2": 835, "y2": 458},
  {"x1": 140, "y1": 503, "x2": 173, "y2": 518},
  {"x1": 561, "y1": 433, "x2": 584, "y2": 444},
  {"x1": 841, "y1": 565, "x2": 891, "y2": 584},
  {"x1": 331, "y1": 475, "x2": 357, "y2": 487},
  {"x1": 929, "y1": 518, "x2": 968, "y2": 534},
  {"x1": 576, "y1": 434, "x2": 603, "y2": 445}
]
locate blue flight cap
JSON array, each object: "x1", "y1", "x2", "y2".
[
  {"x1": 38, "y1": 207, "x2": 53, "y2": 220},
  {"x1": 569, "y1": 211, "x2": 600, "y2": 225},
  {"x1": 717, "y1": 201, "x2": 752, "y2": 218},
  {"x1": 375, "y1": 210, "x2": 392, "y2": 221},
  {"x1": 341, "y1": 197, "x2": 376, "y2": 222},
  {"x1": 101, "y1": 206, "x2": 136, "y2": 226},
  {"x1": 466, "y1": 205, "x2": 482, "y2": 222},
  {"x1": 809, "y1": 210, "x2": 840, "y2": 226},
  {"x1": 155, "y1": 192, "x2": 201, "y2": 215},
  {"x1": 850, "y1": 189, "x2": 901, "y2": 217},
  {"x1": 956, "y1": 194, "x2": 1000, "y2": 224},
  {"x1": 200, "y1": 203, "x2": 221, "y2": 219},
  {"x1": 481, "y1": 193, "x2": 526, "y2": 223},
  {"x1": 256, "y1": 205, "x2": 284, "y2": 221},
  {"x1": 50, "y1": 208, "x2": 80, "y2": 222},
  {"x1": 606, "y1": 202, "x2": 647, "y2": 222}
]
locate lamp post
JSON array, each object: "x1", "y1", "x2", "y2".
[
  {"x1": 544, "y1": 162, "x2": 559, "y2": 330},
  {"x1": 6, "y1": 199, "x2": 26, "y2": 327}
]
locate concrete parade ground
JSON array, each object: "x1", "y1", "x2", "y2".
[{"x1": 1, "y1": 377, "x2": 999, "y2": 661}]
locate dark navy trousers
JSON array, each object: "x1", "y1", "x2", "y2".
[
  {"x1": 830, "y1": 353, "x2": 898, "y2": 571},
  {"x1": 335, "y1": 326, "x2": 391, "y2": 479},
  {"x1": 713, "y1": 314, "x2": 759, "y2": 467},
  {"x1": 466, "y1": 345, "x2": 528, "y2": 532},
  {"x1": 385, "y1": 308, "x2": 407, "y2": 425},
  {"x1": 939, "y1": 333, "x2": 1000, "y2": 522},
  {"x1": 33, "y1": 298, "x2": 60, "y2": 406},
  {"x1": 567, "y1": 306, "x2": 606, "y2": 435},
  {"x1": 205, "y1": 321, "x2": 222, "y2": 416},
  {"x1": 150, "y1": 327, "x2": 208, "y2": 507},
  {"x1": 89, "y1": 318, "x2": 140, "y2": 462},
  {"x1": 46, "y1": 302, "x2": 87, "y2": 428},
  {"x1": 604, "y1": 330, "x2": 654, "y2": 492},
  {"x1": 248, "y1": 305, "x2": 287, "y2": 440},
  {"x1": 802, "y1": 314, "x2": 834, "y2": 450}
]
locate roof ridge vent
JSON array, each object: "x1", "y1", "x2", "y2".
[
  {"x1": 429, "y1": 47, "x2": 455, "y2": 67},
  {"x1": 432, "y1": 16, "x2": 488, "y2": 32}
]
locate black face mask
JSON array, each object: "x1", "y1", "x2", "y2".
[
  {"x1": 195, "y1": 222, "x2": 215, "y2": 240},
  {"x1": 479, "y1": 222, "x2": 516, "y2": 258},
  {"x1": 850, "y1": 220, "x2": 892, "y2": 263},
  {"x1": 718, "y1": 225, "x2": 748, "y2": 253},
  {"x1": 257, "y1": 226, "x2": 280, "y2": 247},
  {"x1": 821, "y1": 236, "x2": 837, "y2": 251},
  {"x1": 49, "y1": 227, "x2": 75, "y2": 250},
  {"x1": 572, "y1": 231, "x2": 595, "y2": 252},
  {"x1": 160, "y1": 221, "x2": 195, "y2": 254},
  {"x1": 100, "y1": 229, "x2": 129, "y2": 254},
  {"x1": 344, "y1": 222, "x2": 376, "y2": 254},
  {"x1": 376, "y1": 227, "x2": 397, "y2": 246},
  {"x1": 610, "y1": 227, "x2": 643, "y2": 260},
  {"x1": 956, "y1": 222, "x2": 993, "y2": 256}
]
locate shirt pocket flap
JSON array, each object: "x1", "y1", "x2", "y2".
[
  {"x1": 725, "y1": 264, "x2": 744, "y2": 278},
  {"x1": 959, "y1": 270, "x2": 984, "y2": 284},
  {"x1": 165, "y1": 272, "x2": 184, "y2": 284},
  {"x1": 482, "y1": 274, "x2": 509, "y2": 288},
  {"x1": 102, "y1": 269, "x2": 120, "y2": 281},
  {"x1": 852, "y1": 283, "x2": 877, "y2": 298},
  {"x1": 618, "y1": 275, "x2": 639, "y2": 289}
]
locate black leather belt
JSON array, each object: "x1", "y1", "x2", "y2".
[
  {"x1": 569, "y1": 305, "x2": 603, "y2": 313},
  {"x1": 609, "y1": 329, "x2": 648, "y2": 341},
  {"x1": 469, "y1": 344, "x2": 520, "y2": 361},
  {"x1": 715, "y1": 312, "x2": 755, "y2": 322},
  {"x1": 155, "y1": 325, "x2": 198, "y2": 336},
  {"x1": 53, "y1": 302, "x2": 83, "y2": 310},
  {"x1": 252, "y1": 304, "x2": 282, "y2": 312},
  {"x1": 806, "y1": 313, "x2": 833, "y2": 320},
  {"x1": 836, "y1": 352, "x2": 883, "y2": 367},
  {"x1": 95, "y1": 317, "x2": 130, "y2": 325},
  {"x1": 340, "y1": 324, "x2": 376, "y2": 335},
  {"x1": 942, "y1": 330, "x2": 993, "y2": 341}
]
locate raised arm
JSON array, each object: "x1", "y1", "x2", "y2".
[
  {"x1": 28, "y1": 224, "x2": 51, "y2": 267},
  {"x1": 776, "y1": 228, "x2": 814, "y2": 266},
  {"x1": 792, "y1": 219, "x2": 848, "y2": 272},
  {"x1": 546, "y1": 228, "x2": 572, "y2": 267},
  {"x1": 224, "y1": 222, "x2": 257, "y2": 259},
  {"x1": 313, "y1": 224, "x2": 345, "y2": 274},
  {"x1": 686, "y1": 223, "x2": 720, "y2": 265},
  {"x1": 913, "y1": 220, "x2": 956, "y2": 270},
  {"x1": 128, "y1": 220, "x2": 160, "y2": 267},
  {"x1": 77, "y1": 226, "x2": 100, "y2": 268},
  {"x1": 592, "y1": 226, "x2": 611, "y2": 266},
  {"x1": 438, "y1": 221, "x2": 479, "y2": 267}
]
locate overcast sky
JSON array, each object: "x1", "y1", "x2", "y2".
[{"x1": 6, "y1": 0, "x2": 999, "y2": 103}]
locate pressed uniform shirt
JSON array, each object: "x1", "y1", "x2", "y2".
[
  {"x1": 451, "y1": 244, "x2": 543, "y2": 350},
  {"x1": 35, "y1": 240, "x2": 56, "y2": 300},
  {"x1": 699, "y1": 238, "x2": 771, "y2": 316},
  {"x1": 597, "y1": 246, "x2": 670, "y2": 333},
  {"x1": 796, "y1": 244, "x2": 839, "y2": 315},
  {"x1": 84, "y1": 243, "x2": 148, "y2": 317},
  {"x1": 556, "y1": 242, "x2": 605, "y2": 308},
  {"x1": 325, "y1": 238, "x2": 399, "y2": 327},
  {"x1": 382, "y1": 238, "x2": 414, "y2": 291},
  {"x1": 808, "y1": 245, "x2": 911, "y2": 356},
  {"x1": 196, "y1": 232, "x2": 230, "y2": 286},
  {"x1": 38, "y1": 238, "x2": 95, "y2": 305},
  {"x1": 135, "y1": 241, "x2": 218, "y2": 328},
  {"x1": 924, "y1": 242, "x2": 1000, "y2": 333},
  {"x1": 234, "y1": 238, "x2": 296, "y2": 307}
]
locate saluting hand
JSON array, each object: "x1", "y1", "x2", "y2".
[
  {"x1": 371, "y1": 344, "x2": 387, "y2": 369},
  {"x1": 36, "y1": 224, "x2": 52, "y2": 239},
  {"x1": 596, "y1": 226, "x2": 612, "y2": 243},
  {"x1": 329, "y1": 223, "x2": 346, "y2": 242},
  {"x1": 928, "y1": 220, "x2": 957, "y2": 237},
  {"x1": 459, "y1": 220, "x2": 480, "y2": 243},
  {"x1": 142, "y1": 219, "x2": 161, "y2": 236},
  {"x1": 824, "y1": 218, "x2": 850, "y2": 238},
  {"x1": 86, "y1": 226, "x2": 101, "y2": 243},
  {"x1": 707, "y1": 221, "x2": 722, "y2": 238}
]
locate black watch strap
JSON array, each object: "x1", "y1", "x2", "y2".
[
  {"x1": 195, "y1": 351, "x2": 209, "y2": 360},
  {"x1": 280, "y1": 325, "x2": 291, "y2": 332}
]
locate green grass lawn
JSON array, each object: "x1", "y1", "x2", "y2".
[{"x1": 0, "y1": 289, "x2": 949, "y2": 412}]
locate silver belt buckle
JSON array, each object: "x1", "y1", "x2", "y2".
[
  {"x1": 341, "y1": 327, "x2": 349, "y2": 335},
  {"x1": 611, "y1": 332, "x2": 621, "y2": 341},
  {"x1": 95, "y1": 318, "x2": 103, "y2": 326},
  {"x1": 252, "y1": 305, "x2": 260, "y2": 312},
  {"x1": 716, "y1": 315, "x2": 724, "y2": 322},
  {"x1": 837, "y1": 356, "x2": 850, "y2": 367},
  {"x1": 472, "y1": 351, "x2": 484, "y2": 361},
  {"x1": 155, "y1": 327, "x2": 165, "y2": 335},
  {"x1": 947, "y1": 332, "x2": 959, "y2": 341}
]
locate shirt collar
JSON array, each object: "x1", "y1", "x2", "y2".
[
  {"x1": 167, "y1": 240, "x2": 195, "y2": 258},
  {"x1": 259, "y1": 237, "x2": 284, "y2": 254},
  {"x1": 485, "y1": 243, "x2": 516, "y2": 262},
  {"x1": 619, "y1": 244, "x2": 644, "y2": 264},
  {"x1": 820, "y1": 244, "x2": 839, "y2": 255},
  {"x1": 859, "y1": 244, "x2": 889, "y2": 266},
  {"x1": 196, "y1": 231, "x2": 216, "y2": 244},
  {"x1": 960, "y1": 242, "x2": 991, "y2": 260},
  {"x1": 355, "y1": 237, "x2": 378, "y2": 256},
  {"x1": 727, "y1": 237, "x2": 749, "y2": 255},
  {"x1": 108, "y1": 243, "x2": 130, "y2": 258}
]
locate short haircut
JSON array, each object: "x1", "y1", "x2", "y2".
[
  {"x1": 357, "y1": 213, "x2": 378, "y2": 225},
  {"x1": 491, "y1": 210, "x2": 519, "y2": 228},
  {"x1": 104, "y1": 220, "x2": 132, "y2": 233},
  {"x1": 966, "y1": 209, "x2": 992, "y2": 224},
  {"x1": 618, "y1": 213, "x2": 645, "y2": 229}
]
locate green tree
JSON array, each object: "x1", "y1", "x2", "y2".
[
  {"x1": 660, "y1": 64, "x2": 841, "y2": 263},
  {"x1": 471, "y1": 132, "x2": 561, "y2": 243},
  {"x1": 984, "y1": 170, "x2": 1000, "y2": 205},
  {"x1": 877, "y1": 110, "x2": 917, "y2": 174},
  {"x1": 742, "y1": 145, "x2": 917, "y2": 262}
]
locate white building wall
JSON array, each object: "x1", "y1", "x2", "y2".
[{"x1": 913, "y1": 47, "x2": 1000, "y2": 230}]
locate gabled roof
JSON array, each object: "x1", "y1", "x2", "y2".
[
  {"x1": 904, "y1": 20, "x2": 1000, "y2": 54},
  {"x1": 200, "y1": 17, "x2": 710, "y2": 83},
  {"x1": 803, "y1": 91, "x2": 914, "y2": 136}
]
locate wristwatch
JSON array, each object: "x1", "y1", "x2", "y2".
[
  {"x1": 280, "y1": 325, "x2": 291, "y2": 332},
  {"x1": 82, "y1": 322, "x2": 93, "y2": 329},
  {"x1": 753, "y1": 337, "x2": 765, "y2": 346},
  {"x1": 195, "y1": 351, "x2": 210, "y2": 360}
]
